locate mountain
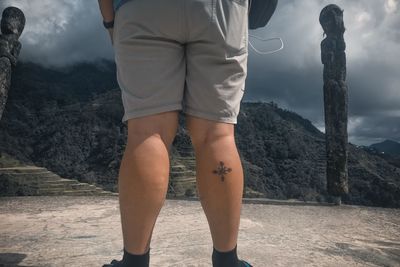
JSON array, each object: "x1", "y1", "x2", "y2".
[
  {"x1": 4, "y1": 60, "x2": 118, "y2": 111},
  {"x1": 360, "y1": 140, "x2": 400, "y2": 169},
  {"x1": 370, "y1": 139, "x2": 400, "y2": 156},
  {"x1": 1, "y1": 61, "x2": 399, "y2": 208}
]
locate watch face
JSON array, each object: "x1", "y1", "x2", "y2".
[{"x1": 103, "y1": 20, "x2": 114, "y2": 29}]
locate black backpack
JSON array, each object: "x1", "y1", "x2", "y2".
[{"x1": 248, "y1": 0, "x2": 278, "y2": 30}]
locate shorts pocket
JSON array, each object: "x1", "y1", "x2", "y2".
[{"x1": 213, "y1": 0, "x2": 248, "y2": 54}]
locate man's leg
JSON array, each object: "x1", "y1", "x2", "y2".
[
  {"x1": 185, "y1": 114, "x2": 244, "y2": 252},
  {"x1": 118, "y1": 110, "x2": 179, "y2": 254}
]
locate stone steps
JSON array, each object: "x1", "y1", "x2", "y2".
[
  {"x1": 0, "y1": 166, "x2": 117, "y2": 197},
  {"x1": 172, "y1": 176, "x2": 196, "y2": 182},
  {"x1": 173, "y1": 156, "x2": 196, "y2": 161},
  {"x1": 171, "y1": 180, "x2": 196, "y2": 187},
  {"x1": 170, "y1": 164, "x2": 187, "y2": 171},
  {"x1": 173, "y1": 160, "x2": 196, "y2": 169},
  {"x1": 0, "y1": 166, "x2": 49, "y2": 173},
  {"x1": 169, "y1": 156, "x2": 197, "y2": 197},
  {"x1": 170, "y1": 170, "x2": 196, "y2": 178},
  {"x1": 176, "y1": 146, "x2": 195, "y2": 157}
]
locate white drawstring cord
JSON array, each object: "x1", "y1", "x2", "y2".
[
  {"x1": 247, "y1": 0, "x2": 283, "y2": 55},
  {"x1": 248, "y1": 34, "x2": 284, "y2": 55}
]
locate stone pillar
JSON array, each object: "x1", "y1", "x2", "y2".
[
  {"x1": 0, "y1": 6, "x2": 25, "y2": 121},
  {"x1": 319, "y1": 4, "x2": 349, "y2": 201}
]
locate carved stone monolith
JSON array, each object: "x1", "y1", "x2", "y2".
[
  {"x1": 320, "y1": 4, "x2": 349, "y2": 201},
  {"x1": 0, "y1": 6, "x2": 25, "y2": 121}
]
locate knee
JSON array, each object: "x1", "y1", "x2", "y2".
[
  {"x1": 126, "y1": 126, "x2": 177, "y2": 151},
  {"x1": 185, "y1": 115, "x2": 236, "y2": 149},
  {"x1": 188, "y1": 126, "x2": 235, "y2": 150},
  {"x1": 126, "y1": 112, "x2": 179, "y2": 149}
]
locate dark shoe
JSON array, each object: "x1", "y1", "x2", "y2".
[
  {"x1": 102, "y1": 259, "x2": 123, "y2": 267},
  {"x1": 239, "y1": 259, "x2": 253, "y2": 267}
]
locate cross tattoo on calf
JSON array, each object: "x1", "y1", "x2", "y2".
[{"x1": 212, "y1": 161, "x2": 232, "y2": 182}]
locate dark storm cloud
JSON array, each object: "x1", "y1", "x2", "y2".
[
  {"x1": 1, "y1": 0, "x2": 399, "y2": 145},
  {"x1": 0, "y1": 0, "x2": 114, "y2": 66},
  {"x1": 347, "y1": 115, "x2": 400, "y2": 146},
  {"x1": 245, "y1": 0, "x2": 400, "y2": 145}
]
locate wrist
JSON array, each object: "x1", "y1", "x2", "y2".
[{"x1": 103, "y1": 19, "x2": 114, "y2": 29}]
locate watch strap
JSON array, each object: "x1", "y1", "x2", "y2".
[{"x1": 103, "y1": 20, "x2": 114, "y2": 29}]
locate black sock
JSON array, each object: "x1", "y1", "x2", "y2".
[
  {"x1": 212, "y1": 244, "x2": 240, "y2": 267},
  {"x1": 120, "y1": 247, "x2": 150, "y2": 267}
]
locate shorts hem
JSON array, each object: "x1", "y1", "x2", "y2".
[
  {"x1": 183, "y1": 107, "x2": 237, "y2": 124},
  {"x1": 122, "y1": 103, "x2": 182, "y2": 124}
]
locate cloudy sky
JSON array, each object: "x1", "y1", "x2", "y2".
[{"x1": 1, "y1": 0, "x2": 399, "y2": 146}]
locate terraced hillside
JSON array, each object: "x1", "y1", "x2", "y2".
[{"x1": 0, "y1": 166, "x2": 117, "y2": 197}]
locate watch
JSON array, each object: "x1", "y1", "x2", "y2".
[{"x1": 103, "y1": 20, "x2": 114, "y2": 29}]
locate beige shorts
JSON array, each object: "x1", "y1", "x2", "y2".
[{"x1": 113, "y1": 0, "x2": 249, "y2": 124}]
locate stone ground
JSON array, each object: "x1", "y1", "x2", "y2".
[{"x1": 0, "y1": 196, "x2": 399, "y2": 267}]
